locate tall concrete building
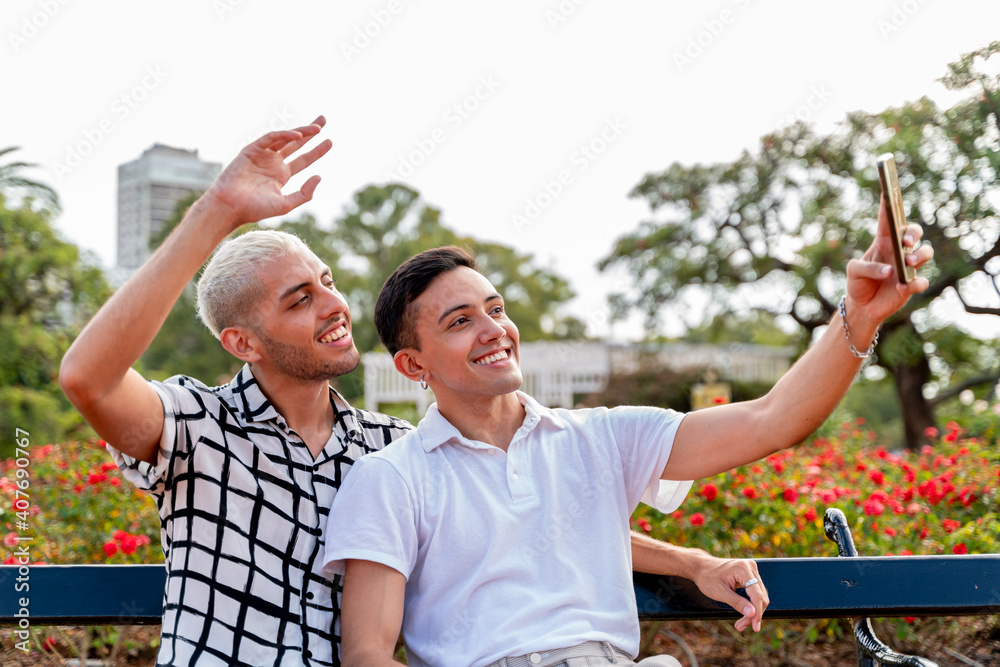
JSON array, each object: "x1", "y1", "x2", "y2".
[{"x1": 116, "y1": 144, "x2": 220, "y2": 271}]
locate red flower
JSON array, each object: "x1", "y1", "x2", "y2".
[
  {"x1": 923, "y1": 427, "x2": 938, "y2": 438},
  {"x1": 803, "y1": 507, "x2": 818, "y2": 522},
  {"x1": 863, "y1": 497, "x2": 885, "y2": 516},
  {"x1": 103, "y1": 541, "x2": 118, "y2": 558},
  {"x1": 637, "y1": 518, "x2": 652, "y2": 533},
  {"x1": 942, "y1": 519, "x2": 961, "y2": 534},
  {"x1": 700, "y1": 483, "x2": 718, "y2": 502},
  {"x1": 741, "y1": 486, "x2": 757, "y2": 500},
  {"x1": 121, "y1": 534, "x2": 139, "y2": 555},
  {"x1": 868, "y1": 470, "x2": 884, "y2": 486},
  {"x1": 884, "y1": 527, "x2": 896, "y2": 537},
  {"x1": 689, "y1": 513, "x2": 705, "y2": 526},
  {"x1": 953, "y1": 543, "x2": 968, "y2": 555},
  {"x1": 113, "y1": 529, "x2": 128, "y2": 540},
  {"x1": 783, "y1": 488, "x2": 799, "y2": 503}
]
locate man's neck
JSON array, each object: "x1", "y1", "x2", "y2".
[
  {"x1": 436, "y1": 391, "x2": 525, "y2": 452},
  {"x1": 252, "y1": 367, "x2": 334, "y2": 458}
]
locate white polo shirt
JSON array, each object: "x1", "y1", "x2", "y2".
[{"x1": 323, "y1": 392, "x2": 691, "y2": 667}]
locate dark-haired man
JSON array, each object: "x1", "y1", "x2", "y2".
[{"x1": 324, "y1": 206, "x2": 932, "y2": 666}]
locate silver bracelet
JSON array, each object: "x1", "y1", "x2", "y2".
[{"x1": 839, "y1": 296, "x2": 878, "y2": 359}]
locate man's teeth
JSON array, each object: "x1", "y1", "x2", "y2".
[
  {"x1": 320, "y1": 326, "x2": 348, "y2": 343},
  {"x1": 474, "y1": 350, "x2": 509, "y2": 365}
]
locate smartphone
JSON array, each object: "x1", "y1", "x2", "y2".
[{"x1": 876, "y1": 153, "x2": 916, "y2": 283}]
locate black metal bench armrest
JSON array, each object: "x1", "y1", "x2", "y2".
[{"x1": 824, "y1": 508, "x2": 939, "y2": 667}]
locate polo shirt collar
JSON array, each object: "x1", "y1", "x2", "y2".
[
  {"x1": 230, "y1": 364, "x2": 355, "y2": 430},
  {"x1": 417, "y1": 390, "x2": 567, "y2": 452}
]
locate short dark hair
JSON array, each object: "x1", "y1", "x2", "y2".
[{"x1": 375, "y1": 246, "x2": 479, "y2": 355}]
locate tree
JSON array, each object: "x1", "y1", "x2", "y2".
[
  {"x1": 0, "y1": 146, "x2": 60, "y2": 213},
  {"x1": 599, "y1": 43, "x2": 1000, "y2": 449},
  {"x1": 0, "y1": 195, "x2": 110, "y2": 455}
]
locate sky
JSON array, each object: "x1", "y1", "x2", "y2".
[{"x1": 5, "y1": 0, "x2": 1000, "y2": 341}]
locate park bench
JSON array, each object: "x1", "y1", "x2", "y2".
[{"x1": 2, "y1": 509, "x2": 998, "y2": 666}]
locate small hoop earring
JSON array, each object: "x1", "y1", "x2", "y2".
[{"x1": 420, "y1": 375, "x2": 428, "y2": 391}]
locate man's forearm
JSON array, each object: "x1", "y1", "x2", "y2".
[
  {"x1": 60, "y1": 194, "x2": 237, "y2": 403},
  {"x1": 749, "y1": 298, "x2": 877, "y2": 451},
  {"x1": 668, "y1": 297, "x2": 877, "y2": 479},
  {"x1": 630, "y1": 531, "x2": 712, "y2": 579}
]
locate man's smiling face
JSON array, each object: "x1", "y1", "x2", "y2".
[
  {"x1": 250, "y1": 246, "x2": 359, "y2": 382},
  {"x1": 405, "y1": 266, "x2": 522, "y2": 403}
]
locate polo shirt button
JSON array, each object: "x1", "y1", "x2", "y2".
[
  {"x1": 488, "y1": 449, "x2": 496, "y2": 456},
  {"x1": 529, "y1": 653, "x2": 542, "y2": 664},
  {"x1": 512, "y1": 473, "x2": 520, "y2": 480}
]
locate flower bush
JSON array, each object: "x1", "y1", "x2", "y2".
[
  {"x1": 1, "y1": 439, "x2": 161, "y2": 565},
  {"x1": 631, "y1": 417, "x2": 999, "y2": 559}
]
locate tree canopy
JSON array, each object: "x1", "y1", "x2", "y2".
[
  {"x1": 0, "y1": 192, "x2": 110, "y2": 454},
  {"x1": 600, "y1": 42, "x2": 1000, "y2": 449}
]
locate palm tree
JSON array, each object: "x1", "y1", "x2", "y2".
[{"x1": 0, "y1": 146, "x2": 60, "y2": 212}]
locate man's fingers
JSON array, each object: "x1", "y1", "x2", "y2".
[
  {"x1": 748, "y1": 583, "x2": 769, "y2": 632},
  {"x1": 275, "y1": 175, "x2": 322, "y2": 215},
  {"x1": 287, "y1": 138, "x2": 333, "y2": 176},
  {"x1": 906, "y1": 241, "x2": 934, "y2": 267},
  {"x1": 256, "y1": 129, "x2": 305, "y2": 153},
  {"x1": 278, "y1": 116, "x2": 327, "y2": 159},
  {"x1": 847, "y1": 258, "x2": 894, "y2": 282}
]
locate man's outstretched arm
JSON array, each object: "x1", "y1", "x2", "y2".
[
  {"x1": 341, "y1": 559, "x2": 407, "y2": 667},
  {"x1": 630, "y1": 532, "x2": 768, "y2": 633},
  {"x1": 664, "y1": 193, "x2": 935, "y2": 480},
  {"x1": 59, "y1": 118, "x2": 332, "y2": 463}
]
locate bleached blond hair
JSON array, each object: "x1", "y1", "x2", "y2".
[{"x1": 196, "y1": 230, "x2": 313, "y2": 339}]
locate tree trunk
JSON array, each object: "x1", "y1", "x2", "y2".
[{"x1": 891, "y1": 355, "x2": 936, "y2": 450}]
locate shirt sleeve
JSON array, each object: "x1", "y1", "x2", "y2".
[
  {"x1": 105, "y1": 379, "x2": 193, "y2": 496},
  {"x1": 322, "y1": 454, "x2": 419, "y2": 580},
  {"x1": 607, "y1": 406, "x2": 693, "y2": 513}
]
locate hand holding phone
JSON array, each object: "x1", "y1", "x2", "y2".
[{"x1": 876, "y1": 153, "x2": 916, "y2": 284}]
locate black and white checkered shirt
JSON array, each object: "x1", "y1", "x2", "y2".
[{"x1": 109, "y1": 364, "x2": 412, "y2": 667}]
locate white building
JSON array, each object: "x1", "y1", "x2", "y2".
[{"x1": 117, "y1": 144, "x2": 220, "y2": 271}]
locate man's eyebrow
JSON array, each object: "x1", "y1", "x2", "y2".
[
  {"x1": 278, "y1": 268, "x2": 333, "y2": 304},
  {"x1": 436, "y1": 293, "x2": 502, "y2": 325}
]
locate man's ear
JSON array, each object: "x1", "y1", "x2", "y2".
[
  {"x1": 393, "y1": 349, "x2": 426, "y2": 384},
  {"x1": 220, "y1": 326, "x2": 263, "y2": 364}
]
